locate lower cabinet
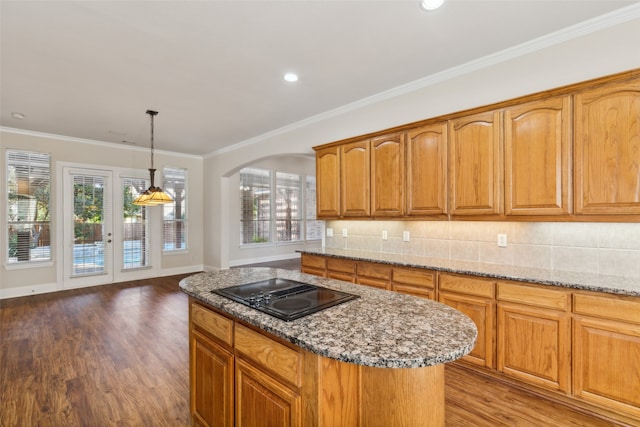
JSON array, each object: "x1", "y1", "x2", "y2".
[
  {"x1": 356, "y1": 261, "x2": 391, "y2": 290},
  {"x1": 326, "y1": 258, "x2": 355, "y2": 282},
  {"x1": 300, "y1": 254, "x2": 326, "y2": 277},
  {"x1": 391, "y1": 267, "x2": 435, "y2": 300},
  {"x1": 573, "y1": 292, "x2": 640, "y2": 420},
  {"x1": 235, "y1": 359, "x2": 301, "y2": 427},
  {"x1": 496, "y1": 282, "x2": 571, "y2": 393},
  {"x1": 438, "y1": 273, "x2": 495, "y2": 369}
]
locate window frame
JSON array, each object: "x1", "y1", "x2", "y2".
[
  {"x1": 6, "y1": 149, "x2": 53, "y2": 267},
  {"x1": 162, "y1": 166, "x2": 188, "y2": 253}
]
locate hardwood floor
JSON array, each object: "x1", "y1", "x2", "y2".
[{"x1": 0, "y1": 272, "x2": 631, "y2": 426}]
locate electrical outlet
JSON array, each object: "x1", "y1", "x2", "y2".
[
  {"x1": 497, "y1": 233, "x2": 507, "y2": 247},
  {"x1": 403, "y1": 231, "x2": 410, "y2": 242},
  {"x1": 342, "y1": 228, "x2": 348, "y2": 238},
  {"x1": 326, "y1": 228, "x2": 333, "y2": 237},
  {"x1": 382, "y1": 230, "x2": 388, "y2": 240}
]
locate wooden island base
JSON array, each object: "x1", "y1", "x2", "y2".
[{"x1": 190, "y1": 298, "x2": 447, "y2": 427}]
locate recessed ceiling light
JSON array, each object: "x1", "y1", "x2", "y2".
[
  {"x1": 11, "y1": 112, "x2": 25, "y2": 120},
  {"x1": 418, "y1": 0, "x2": 444, "y2": 11},
  {"x1": 283, "y1": 73, "x2": 299, "y2": 83}
]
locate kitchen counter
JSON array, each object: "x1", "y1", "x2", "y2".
[
  {"x1": 179, "y1": 267, "x2": 477, "y2": 368},
  {"x1": 298, "y1": 248, "x2": 640, "y2": 297}
]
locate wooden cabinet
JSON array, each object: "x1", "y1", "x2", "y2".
[
  {"x1": 406, "y1": 122, "x2": 448, "y2": 217},
  {"x1": 391, "y1": 266, "x2": 435, "y2": 300},
  {"x1": 340, "y1": 140, "x2": 370, "y2": 217},
  {"x1": 574, "y1": 78, "x2": 640, "y2": 215},
  {"x1": 326, "y1": 258, "x2": 355, "y2": 282},
  {"x1": 356, "y1": 261, "x2": 391, "y2": 290},
  {"x1": 448, "y1": 111, "x2": 502, "y2": 216},
  {"x1": 572, "y1": 292, "x2": 640, "y2": 419},
  {"x1": 438, "y1": 273, "x2": 496, "y2": 369},
  {"x1": 504, "y1": 96, "x2": 572, "y2": 215},
  {"x1": 300, "y1": 254, "x2": 326, "y2": 277},
  {"x1": 190, "y1": 303, "x2": 235, "y2": 427},
  {"x1": 315, "y1": 146, "x2": 341, "y2": 218},
  {"x1": 371, "y1": 133, "x2": 404, "y2": 217},
  {"x1": 496, "y1": 282, "x2": 571, "y2": 393},
  {"x1": 235, "y1": 324, "x2": 302, "y2": 427}
]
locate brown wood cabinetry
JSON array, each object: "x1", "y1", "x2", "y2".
[
  {"x1": 448, "y1": 111, "x2": 502, "y2": 216},
  {"x1": 326, "y1": 258, "x2": 355, "y2": 282},
  {"x1": 315, "y1": 146, "x2": 341, "y2": 218},
  {"x1": 438, "y1": 273, "x2": 496, "y2": 369},
  {"x1": 572, "y1": 292, "x2": 640, "y2": 419},
  {"x1": 371, "y1": 133, "x2": 404, "y2": 217},
  {"x1": 574, "y1": 78, "x2": 640, "y2": 215},
  {"x1": 341, "y1": 140, "x2": 370, "y2": 217},
  {"x1": 504, "y1": 96, "x2": 572, "y2": 215},
  {"x1": 496, "y1": 282, "x2": 571, "y2": 393},
  {"x1": 406, "y1": 122, "x2": 448, "y2": 216},
  {"x1": 300, "y1": 254, "x2": 326, "y2": 277},
  {"x1": 391, "y1": 266, "x2": 435, "y2": 300},
  {"x1": 190, "y1": 303, "x2": 235, "y2": 427},
  {"x1": 356, "y1": 261, "x2": 391, "y2": 290}
]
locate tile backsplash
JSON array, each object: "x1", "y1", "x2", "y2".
[{"x1": 324, "y1": 220, "x2": 640, "y2": 279}]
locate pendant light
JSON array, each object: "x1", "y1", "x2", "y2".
[{"x1": 133, "y1": 110, "x2": 174, "y2": 206}]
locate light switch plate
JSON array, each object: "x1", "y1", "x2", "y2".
[
  {"x1": 497, "y1": 234, "x2": 507, "y2": 247},
  {"x1": 403, "y1": 231, "x2": 410, "y2": 242},
  {"x1": 326, "y1": 228, "x2": 333, "y2": 237},
  {"x1": 342, "y1": 228, "x2": 348, "y2": 238}
]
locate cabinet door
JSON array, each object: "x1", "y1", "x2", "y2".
[
  {"x1": 340, "y1": 140, "x2": 370, "y2": 217},
  {"x1": 392, "y1": 267, "x2": 436, "y2": 300},
  {"x1": 406, "y1": 122, "x2": 448, "y2": 216},
  {"x1": 236, "y1": 359, "x2": 301, "y2": 427},
  {"x1": 191, "y1": 330, "x2": 234, "y2": 427},
  {"x1": 439, "y1": 292, "x2": 495, "y2": 369},
  {"x1": 315, "y1": 146, "x2": 341, "y2": 218},
  {"x1": 300, "y1": 254, "x2": 326, "y2": 277},
  {"x1": 573, "y1": 316, "x2": 640, "y2": 419},
  {"x1": 371, "y1": 133, "x2": 404, "y2": 217},
  {"x1": 449, "y1": 111, "x2": 502, "y2": 216},
  {"x1": 575, "y1": 78, "x2": 640, "y2": 214},
  {"x1": 497, "y1": 303, "x2": 570, "y2": 393},
  {"x1": 504, "y1": 96, "x2": 571, "y2": 215}
]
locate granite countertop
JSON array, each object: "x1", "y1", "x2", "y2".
[
  {"x1": 180, "y1": 267, "x2": 477, "y2": 369},
  {"x1": 298, "y1": 248, "x2": 640, "y2": 297}
]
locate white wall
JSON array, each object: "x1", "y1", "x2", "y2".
[
  {"x1": 0, "y1": 130, "x2": 204, "y2": 298},
  {"x1": 203, "y1": 15, "x2": 640, "y2": 269}
]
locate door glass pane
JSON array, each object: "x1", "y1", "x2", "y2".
[
  {"x1": 122, "y1": 178, "x2": 150, "y2": 270},
  {"x1": 72, "y1": 175, "x2": 106, "y2": 276}
]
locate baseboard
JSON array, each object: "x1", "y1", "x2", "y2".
[{"x1": 0, "y1": 281, "x2": 59, "y2": 299}]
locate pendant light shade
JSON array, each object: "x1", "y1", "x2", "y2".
[{"x1": 133, "y1": 110, "x2": 174, "y2": 206}]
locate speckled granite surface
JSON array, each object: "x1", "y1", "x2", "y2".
[
  {"x1": 299, "y1": 248, "x2": 640, "y2": 297},
  {"x1": 180, "y1": 267, "x2": 477, "y2": 369}
]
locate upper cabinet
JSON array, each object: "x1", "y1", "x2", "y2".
[
  {"x1": 316, "y1": 145, "x2": 341, "y2": 218},
  {"x1": 504, "y1": 96, "x2": 572, "y2": 216},
  {"x1": 371, "y1": 133, "x2": 404, "y2": 217},
  {"x1": 313, "y1": 70, "x2": 640, "y2": 222},
  {"x1": 449, "y1": 111, "x2": 502, "y2": 216},
  {"x1": 406, "y1": 122, "x2": 448, "y2": 216},
  {"x1": 574, "y1": 78, "x2": 640, "y2": 215},
  {"x1": 340, "y1": 140, "x2": 371, "y2": 217}
]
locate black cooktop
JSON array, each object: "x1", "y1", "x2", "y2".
[{"x1": 211, "y1": 278, "x2": 359, "y2": 321}]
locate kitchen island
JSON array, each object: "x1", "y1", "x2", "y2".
[{"x1": 180, "y1": 267, "x2": 477, "y2": 427}]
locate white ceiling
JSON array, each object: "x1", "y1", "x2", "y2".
[{"x1": 1, "y1": 0, "x2": 638, "y2": 156}]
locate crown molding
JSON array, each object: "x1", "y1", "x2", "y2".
[{"x1": 0, "y1": 126, "x2": 202, "y2": 160}]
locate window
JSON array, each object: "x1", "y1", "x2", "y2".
[
  {"x1": 240, "y1": 168, "x2": 271, "y2": 244},
  {"x1": 6, "y1": 149, "x2": 52, "y2": 264},
  {"x1": 162, "y1": 167, "x2": 187, "y2": 251},
  {"x1": 240, "y1": 167, "x2": 319, "y2": 246},
  {"x1": 122, "y1": 177, "x2": 150, "y2": 269}
]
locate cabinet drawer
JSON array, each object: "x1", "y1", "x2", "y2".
[
  {"x1": 439, "y1": 273, "x2": 494, "y2": 298},
  {"x1": 358, "y1": 276, "x2": 389, "y2": 290},
  {"x1": 357, "y1": 262, "x2": 391, "y2": 280},
  {"x1": 326, "y1": 258, "x2": 355, "y2": 274},
  {"x1": 392, "y1": 267, "x2": 434, "y2": 288},
  {"x1": 497, "y1": 282, "x2": 569, "y2": 311},
  {"x1": 301, "y1": 254, "x2": 326, "y2": 270},
  {"x1": 574, "y1": 293, "x2": 640, "y2": 325},
  {"x1": 191, "y1": 302, "x2": 234, "y2": 347},
  {"x1": 235, "y1": 324, "x2": 302, "y2": 387}
]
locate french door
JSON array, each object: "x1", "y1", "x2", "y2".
[{"x1": 62, "y1": 166, "x2": 154, "y2": 289}]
